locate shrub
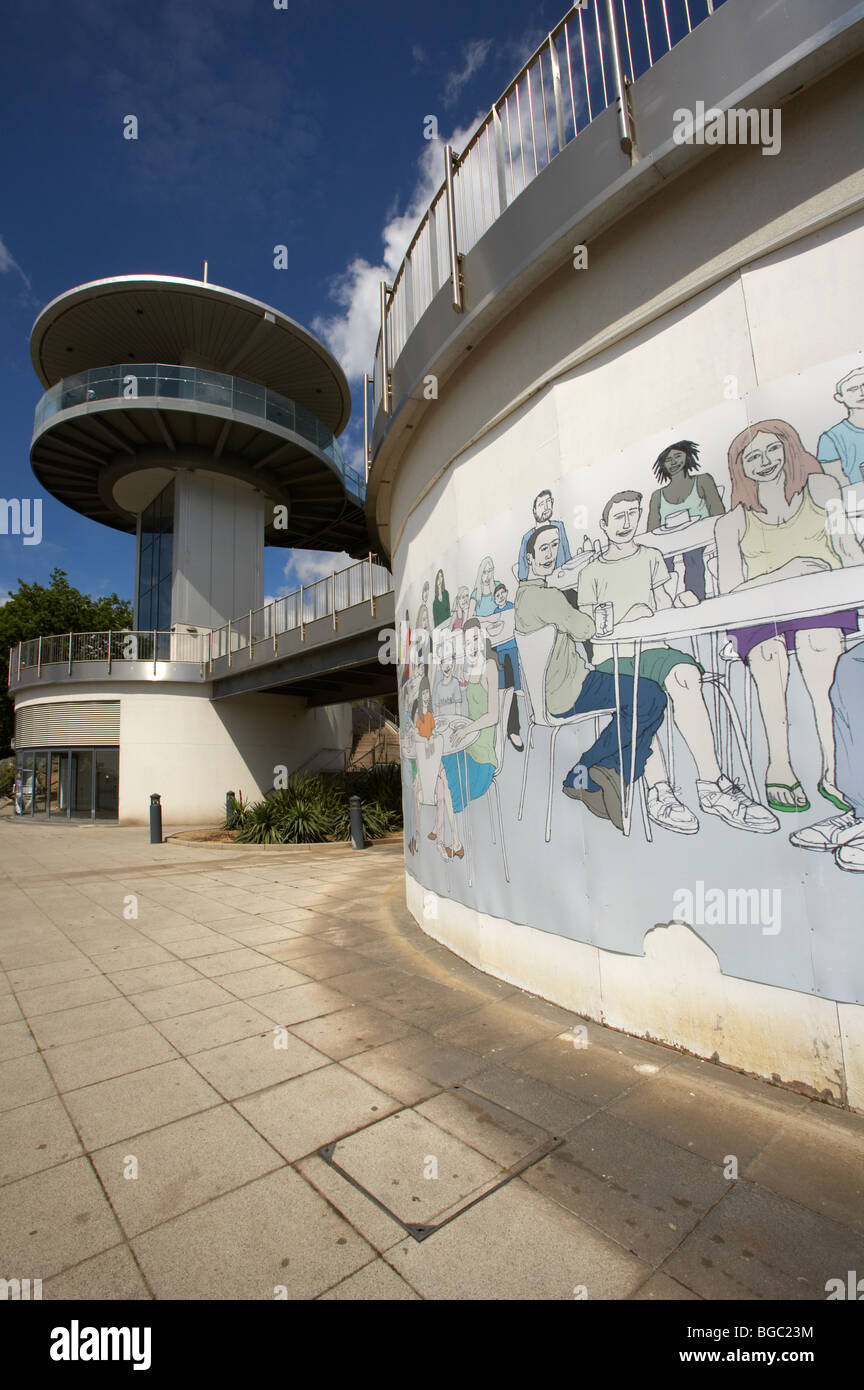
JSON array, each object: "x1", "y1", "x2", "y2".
[{"x1": 231, "y1": 768, "x2": 403, "y2": 845}]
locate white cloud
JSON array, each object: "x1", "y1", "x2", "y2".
[
  {"x1": 442, "y1": 38, "x2": 492, "y2": 108},
  {"x1": 283, "y1": 550, "x2": 354, "y2": 587},
  {"x1": 312, "y1": 116, "x2": 483, "y2": 383},
  {"x1": 0, "y1": 235, "x2": 30, "y2": 288}
]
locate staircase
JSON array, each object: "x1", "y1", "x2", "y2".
[{"x1": 348, "y1": 721, "x2": 401, "y2": 770}]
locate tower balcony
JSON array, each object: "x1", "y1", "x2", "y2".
[{"x1": 31, "y1": 363, "x2": 366, "y2": 552}]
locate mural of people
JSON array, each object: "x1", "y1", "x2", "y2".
[
  {"x1": 441, "y1": 618, "x2": 499, "y2": 816},
  {"x1": 817, "y1": 366, "x2": 864, "y2": 486},
  {"x1": 715, "y1": 419, "x2": 864, "y2": 813},
  {"x1": 432, "y1": 569, "x2": 451, "y2": 626},
  {"x1": 450, "y1": 586, "x2": 470, "y2": 632},
  {"x1": 515, "y1": 522, "x2": 667, "y2": 831},
  {"x1": 492, "y1": 579, "x2": 523, "y2": 752},
  {"x1": 790, "y1": 644, "x2": 864, "y2": 871},
  {"x1": 432, "y1": 638, "x2": 466, "y2": 718},
  {"x1": 517, "y1": 490, "x2": 572, "y2": 581},
  {"x1": 646, "y1": 440, "x2": 724, "y2": 601},
  {"x1": 469, "y1": 556, "x2": 498, "y2": 617},
  {"x1": 577, "y1": 491, "x2": 779, "y2": 834},
  {"x1": 413, "y1": 673, "x2": 462, "y2": 861}
]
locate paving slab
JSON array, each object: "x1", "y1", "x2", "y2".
[
  {"x1": 0, "y1": 1157, "x2": 124, "y2": 1279},
  {"x1": 386, "y1": 1177, "x2": 649, "y2": 1300},
  {"x1": 132, "y1": 1167, "x2": 374, "y2": 1299},
  {"x1": 235, "y1": 1064, "x2": 399, "y2": 1161},
  {"x1": 90, "y1": 1105, "x2": 285, "y2": 1236},
  {"x1": 187, "y1": 1030, "x2": 330, "y2": 1100},
  {"x1": 6, "y1": 958, "x2": 101, "y2": 990},
  {"x1": 245, "y1": 982, "x2": 349, "y2": 1026},
  {"x1": 218, "y1": 962, "x2": 311, "y2": 998},
  {"x1": 152, "y1": 1000, "x2": 276, "y2": 1054},
  {"x1": 127, "y1": 979, "x2": 236, "y2": 1021},
  {"x1": 743, "y1": 1105, "x2": 864, "y2": 1235},
  {"x1": 106, "y1": 960, "x2": 201, "y2": 994},
  {"x1": 63, "y1": 1058, "x2": 222, "y2": 1149},
  {"x1": 607, "y1": 1067, "x2": 805, "y2": 1169},
  {"x1": 289, "y1": 1005, "x2": 418, "y2": 1061},
  {"x1": 457, "y1": 1063, "x2": 593, "y2": 1134},
  {"x1": 0, "y1": 1051, "x2": 57, "y2": 1111},
  {"x1": 43, "y1": 1244, "x2": 153, "y2": 1300},
  {"x1": 28, "y1": 998, "x2": 143, "y2": 1049},
  {"x1": 0, "y1": 1095, "x2": 84, "y2": 1184},
  {"x1": 331, "y1": 1108, "x2": 502, "y2": 1223},
  {"x1": 662, "y1": 1180, "x2": 864, "y2": 1300},
  {"x1": 42, "y1": 1023, "x2": 180, "y2": 1093},
  {"x1": 14, "y1": 974, "x2": 123, "y2": 1017},
  {"x1": 521, "y1": 1110, "x2": 730, "y2": 1264}
]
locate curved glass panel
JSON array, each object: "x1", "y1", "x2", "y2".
[{"x1": 34, "y1": 365, "x2": 364, "y2": 503}]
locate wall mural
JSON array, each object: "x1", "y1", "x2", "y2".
[{"x1": 397, "y1": 352, "x2": 864, "y2": 1005}]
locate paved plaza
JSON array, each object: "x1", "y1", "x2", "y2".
[{"x1": 0, "y1": 816, "x2": 862, "y2": 1301}]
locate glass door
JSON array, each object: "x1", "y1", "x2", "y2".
[
  {"x1": 95, "y1": 749, "x2": 119, "y2": 819},
  {"x1": 69, "y1": 750, "x2": 93, "y2": 819},
  {"x1": 49, "y1": 752, "x2": 69, "y2": 817},
  {"x1": 33, "y1": 753, "x2": 48, "y2": 814}
]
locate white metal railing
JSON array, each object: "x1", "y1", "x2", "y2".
[
  {"x1": 9, "y1": 629, "x2": 208, "y2": 683},
  {"x1": 9, "y1": 556, "x2": 394, "y2": 685},
  {"x1": 370, "y1": 0, "x2": 723, "y2": 438},
  {"x1": 207, "y1": 553, "x2": 393, "y2": 668}
]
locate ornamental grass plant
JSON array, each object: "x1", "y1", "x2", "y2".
[{"x1": 228, "y1": 764, "x2": 403, "y2": 845}]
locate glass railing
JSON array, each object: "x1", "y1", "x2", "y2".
[{"x1": 33, "y1": 364, "x2": 365, "y2": 503}]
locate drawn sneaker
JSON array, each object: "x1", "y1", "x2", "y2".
[
  {"x1": 696, "y1": 775, "x2": 779, "y2": 834},
  {"x1": 789, "y1": 809, "x2": 864, "y2": 852},
  {"x1": 647, "y1": 781, "x2": 699, "y2": 834},
  {"x1": 835, "y1": 830, "x2": 864, "y2": 872}
]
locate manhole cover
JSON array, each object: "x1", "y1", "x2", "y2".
[{"x1": 319, "y1": 1105, "x2": 562, "y2": 1241}]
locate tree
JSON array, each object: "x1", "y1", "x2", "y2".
[{"x1": 0, "y1": 569, "x2": 133, "y2": 754}]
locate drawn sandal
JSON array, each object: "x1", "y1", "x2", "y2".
[
  {"x1": 817, "y1": 781, "x2": 854, "y2": 813},
  {"x1": 765, "y1": 781, "x2": 810, "y2": 813}
]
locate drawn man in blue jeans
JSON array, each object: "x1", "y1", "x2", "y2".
[
  {"x1": 514, "y1": 524, "x2": 667, "y2": 830},
  {"x1": 790, "y1": 644, "x2": 864, "y2": 871}
]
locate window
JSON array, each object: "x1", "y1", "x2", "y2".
[{"x1": 137, "y1": 480, "x2": 174, "y2": 632}]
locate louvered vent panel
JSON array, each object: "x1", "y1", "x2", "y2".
[{"x1": 16, "y1": 701, "x2": 120, "y2": 748}]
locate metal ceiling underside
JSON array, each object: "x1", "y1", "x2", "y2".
[
  {"x1": 31, "y1": 276, "x2": 351, "y2": 435},
  {"x1": 31, "y1": 400, "x2": 369, "y2": 553}
]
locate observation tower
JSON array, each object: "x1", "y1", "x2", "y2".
[
  {"x1": 30, "y1": 274, "x2": 366, "y2": 633},
  {"x1": 9, "y1": 275, "x2": 385, "y2": 824}
]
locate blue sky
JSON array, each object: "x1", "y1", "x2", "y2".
[{"x1": 0, "y1": 0, "x2": 564, "y2": 610}]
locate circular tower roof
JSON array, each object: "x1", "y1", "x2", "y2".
[
  {"x1": 30, "y1": 274, "x2": 351, "y2": 435},
  {"x1": 28, "y1": 275, "x2": 370, "y2": 555}
]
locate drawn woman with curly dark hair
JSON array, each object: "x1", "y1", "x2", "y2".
[{"x1": 647, "y1": 440, "x2": 724, "y2": 600}]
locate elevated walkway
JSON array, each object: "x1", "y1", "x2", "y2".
[{"x1": 9, "y1": 556, "x2": 395, "y2": 707}]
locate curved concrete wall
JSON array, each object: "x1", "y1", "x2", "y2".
[
  {"x1": 383, "y1": 47, "x2": 864, "y2": 1108},
  {"x1": 14, "y1": 684, "x2": 351, "y2": 824}
]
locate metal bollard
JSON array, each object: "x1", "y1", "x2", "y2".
[
  {"x1": 226, "y1": 790, "x2": 236, "y2": 826},
  {"x1": 349, "y1": 795, "x2": 365, "y2": 851},
  {"x1": 149, "y1": 793, "x2": 163, "y2": 845}
]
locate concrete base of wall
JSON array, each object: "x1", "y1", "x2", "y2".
[{"x1": 407, "y1": 874, "x2": 864, "y2": 1114}]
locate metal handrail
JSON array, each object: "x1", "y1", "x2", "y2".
[
  {"x1": 207, "y1": 553, "x2": 393, "y2": 667},
  {"x1": 10, "y1": 555, "x2": 395, "y2": 681},
  {"x1": 372, "y1": 0, "x2": 724, "y2": 401},
  {"x1": 10, "y1": 629, "x2": 209, "y2": 675}
]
